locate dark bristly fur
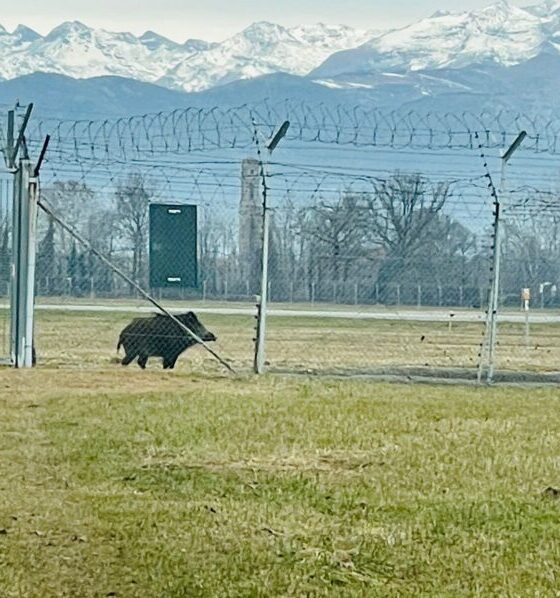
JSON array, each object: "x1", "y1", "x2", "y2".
[{"x1": 117, "y1": 311, "x2": 216, "y2": 369}]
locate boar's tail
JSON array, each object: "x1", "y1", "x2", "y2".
[{"x1": 116, "y1": 335, "x2": 123, "y2": 353}]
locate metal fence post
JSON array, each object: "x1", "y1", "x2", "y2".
[
  {"x1": 253, "y1": 120, "x2": 290, "y2": 374},
  {"x1": 487, "y1": 131, "x2": 527, "y2": 383},
  {"x1": 486, "y1": 193, "x2": 503, "y2": 384},
  {"x1": 10, "y1": 159, "x2": 37, "y2": 367},
  {"x1": 255, "y1": 207, "x2": 270, "y2": 373}
]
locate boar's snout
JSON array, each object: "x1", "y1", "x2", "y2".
[{"x1": 204, "y1": 331, "x2": 217, "y2": 342}]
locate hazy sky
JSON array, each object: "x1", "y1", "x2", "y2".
[{"x1": 3, "y1": 0, "x2": 531, "y2": 42}]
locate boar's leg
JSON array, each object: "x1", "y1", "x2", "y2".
[
  {"x1": 163, "y1": 352, "x2": 181, "y2": 369},
  {"x1": 121, "y1": 352, "x2": 137, "y2": 366},
  {"x1": 137, "y1": 353, "x2": 149, "y2": 369}
]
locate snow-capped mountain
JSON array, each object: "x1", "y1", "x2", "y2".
[
  {"x1": 312, "y1": 0, "x2": 560, "y2": 81},
  {"x1": 525, "y1": 0, "x2": 560, "y2": 17},
  {"x1": 0, "y1": 21, "x2": 189, "y2": 83},
  {"x1": 158, "y1": 22, "x2": 375, "y2": 92},
  {"x1": 1, "y1": 1, "x2": 560, "y2": 98},
  {"x1": 0, "y1": 20, "x2": 375, "y2": 92}
]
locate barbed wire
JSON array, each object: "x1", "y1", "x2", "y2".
[{"x1": 20, "y1": 101, "x2": 560, "y2": 161}]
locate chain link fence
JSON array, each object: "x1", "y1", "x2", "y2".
[
  {"x1": 0, "y1": 101, "x2": 557, "y2": 381},
  {"x1": 32, "y1": 169, "x2": 246, "y2": 372},
  {"x1": 29, "y1": 144, "x2": 494, "y2": 377},
  {"x1": 261, "y1": 155, "x2": 494, "y2": 377},
  {"x1": 0, "y1": 175, "x2": 11, "y2": 363},
  {"x1": 489, "y1": 175, "x2": 560, "y2": 375}
]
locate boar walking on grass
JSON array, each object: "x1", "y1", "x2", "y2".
[{"x1": 117, "y1": 311, "x2": 217, "y2": 369}]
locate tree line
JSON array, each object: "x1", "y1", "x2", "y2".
[{"x1": 0, "y1": 172, "x2": 557, "y2": 307}]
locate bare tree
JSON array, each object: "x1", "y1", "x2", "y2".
[
  {"x1": 290, "y1": 178, "x2": 459, "y2": 302},
  {"x1": 502, "y1": 210, "x2": 560, "y2": 303},
  {"x1": 268, "y1": 198, "x2": 304, "y2": 299},
  {"x1": 114, "y1": 174, "x2": 151, "y2": 287},
  {"x1": 299, "y1": 190, "x2": 374, "y2": 299},
  {"x1": 85, "y1": 208, "x2": 120, "y2": 295},
  {"x1": 367, "y1": 174, "x2": 452, "y2": 290},
  {"x1": 40, "y1": 180, "x2": 95, "y2": 256},
  {"x1": 413, "y1": 214, "x2": 478, "y2": 286},
  {"x1": 367, "y1": 174, "x2": 451, "y2": 257}
]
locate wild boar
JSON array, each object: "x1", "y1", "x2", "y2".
[{"x1": 117, "y1": 311, "x2": 216, "y2": 369}]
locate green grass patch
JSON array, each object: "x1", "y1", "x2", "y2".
[{"x1": 1, "y1": 372, "x2": 560, "y2": 595}]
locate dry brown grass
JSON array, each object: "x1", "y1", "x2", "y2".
[{"x1": 22, "y1": 307, "x2": 560, "y2": 375}]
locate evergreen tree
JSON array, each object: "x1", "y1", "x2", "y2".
[
  {"x1": 0, "y1": 220, "x2": 9, "y2": 295},
  {"x1": 36, "y1": 217, "x2": 56, "y2": 295},
  {"x1": 67, "y1": 243, "x2": 78, "y2": 295},
  {"x1": 76, "y1": 250, "x2": 90, "y2": 296}
]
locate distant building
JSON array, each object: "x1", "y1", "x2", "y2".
[{"x1": 239, "y1": 158, "x2": 263, "y2": 293}]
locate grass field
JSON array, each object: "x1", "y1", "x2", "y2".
[
  {"x1": 15, "y1": 306, "x2": 560, "y2": 375},
  {"x1": 1, "y1": 368, "x2": 560, "y2": 596},
  {"x1": 3, "y1": 299, "x2": 560, "y2": 374}
]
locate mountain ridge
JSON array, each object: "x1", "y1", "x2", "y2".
[
  {"x1": 0, "y1": 20, "x2": 375, "y2": 92},
  {"x1": 1, "y1": 1, "x2": 560, "y2": 94},
  {"x1": 3, "y1": 50, "x2": 560, "y2": 121}
]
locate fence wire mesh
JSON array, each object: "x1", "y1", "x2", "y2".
[
  {"x1": 0, "y1": 175, "x2": 11, "y2": 362},
  {"x1": 261, "y1": 148, "x2": 494, "y2": 377},
  {"x1": 492, "y1": 155, "x2": 560, "y2": 375},
  {"x1": 5, "y1": 101, "x2": 557, "y2": 380},
  {"x1": 33, "y1": 172, "x2": 244, "y2": 372}
]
